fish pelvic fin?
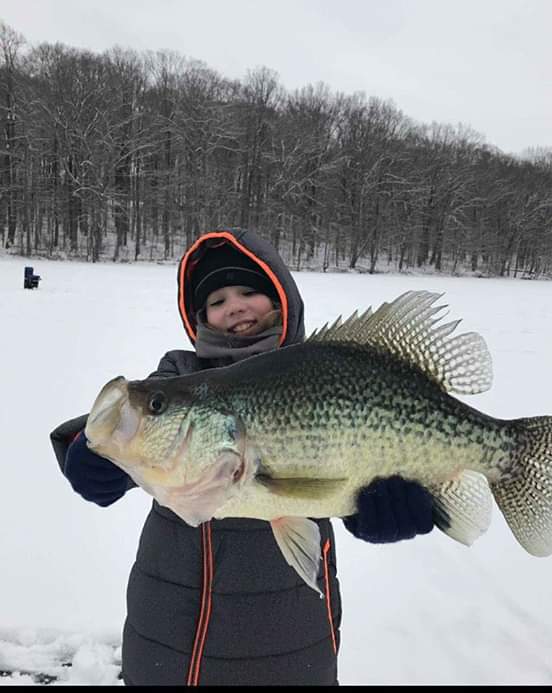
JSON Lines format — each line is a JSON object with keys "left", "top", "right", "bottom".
{"left": 432, "top": 471, "right": 493, "bottom": 547}
{"left": 307, "top": 290, "right": 493, "bottom": 396}
{"left": 270, "top": 517, "right": 323, "bottom": 596}
{"left": 491, "top": 416, "right": 552, "bottom": 557}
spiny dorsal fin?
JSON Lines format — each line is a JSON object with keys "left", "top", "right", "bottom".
{"left": 307, "top": 290, "right": 493, "bottom": 395}
{"left": 309, "top": 307, "right": 372, "bottom": 342}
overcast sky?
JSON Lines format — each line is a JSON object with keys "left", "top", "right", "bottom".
{"left": 1, "top": 0, "right": 551, "bottom": 155}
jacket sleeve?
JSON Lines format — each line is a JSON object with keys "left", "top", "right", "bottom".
{"left": 50, "top": 413, "right": 90, "bottom": 475}
{"left": 50, "top": 413, "right": 136, "bottom": 506}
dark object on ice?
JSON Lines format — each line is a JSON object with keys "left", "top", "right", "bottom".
{"left": 1, "top": 669, "right": 59, "bottom": 684}
{"left": 24, "top": 266, "right": 41, "bottom": 289}
{"left": 0, "top": 662, "right": 123, "bottom": 685}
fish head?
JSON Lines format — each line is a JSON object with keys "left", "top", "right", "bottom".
{"left": 85, "top": 375, "right": 252, "bottom": 525}
{"left": 85, "top": 375, "right": 195, "bottom": 479}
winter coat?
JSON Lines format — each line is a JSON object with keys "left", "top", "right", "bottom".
{"left": 51, "top": 228, "right": 341, "bottom": 686}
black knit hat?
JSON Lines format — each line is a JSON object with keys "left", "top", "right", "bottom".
{"left": 192, "top": 242, "right": 279, "bottom": 311}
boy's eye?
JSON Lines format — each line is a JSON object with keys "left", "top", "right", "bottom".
{"left": 243, "top": 290, "right": 258, "bottom": 296}
{"left": 209, "top": 298, "right": 224, "bottom": 307}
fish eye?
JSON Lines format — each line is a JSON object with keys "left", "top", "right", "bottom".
{"left": 148, "top": 392, "right": 168, "bottom": 415}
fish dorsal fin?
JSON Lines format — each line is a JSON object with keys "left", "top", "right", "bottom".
{"left": 307, "top": 290, "right": 493, "bottom": 395}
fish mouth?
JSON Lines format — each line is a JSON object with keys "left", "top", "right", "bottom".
{"left": 85, "top": 376, "right": 139, "bottom": 455}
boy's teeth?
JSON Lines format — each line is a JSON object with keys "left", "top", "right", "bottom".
{"left": 232, "top": 321, "right": 254, "bottom": 333}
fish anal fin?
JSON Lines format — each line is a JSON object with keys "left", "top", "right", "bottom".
{"left": 432, "top": 470, "right": 493, "bottom": 546}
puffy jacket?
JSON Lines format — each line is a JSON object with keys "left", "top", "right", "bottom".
{"left": 51, "top": 228, "right": 341, "bottom": 686}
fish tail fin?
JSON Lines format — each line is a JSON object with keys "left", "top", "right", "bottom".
{"left": 491, "top": 415, "right": 552, "bottom": 557}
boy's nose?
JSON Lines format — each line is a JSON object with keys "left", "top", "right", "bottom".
{"left": 227, "top": 298, "right": 245, "bottom": 315}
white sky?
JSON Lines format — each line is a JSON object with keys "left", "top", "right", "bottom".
{"left": 1, "top": 0, "right": 551, "bottom": 156}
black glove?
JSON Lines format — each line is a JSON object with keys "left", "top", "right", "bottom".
{"left": 343, "top": 475, "right": 434, "bottom": 543}
{"left": 64, "top": 431, "right": 130, "bottom": 507}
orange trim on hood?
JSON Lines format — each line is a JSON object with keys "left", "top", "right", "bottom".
{"left": 178, "top": 231, "right": 289, "bottom": 346}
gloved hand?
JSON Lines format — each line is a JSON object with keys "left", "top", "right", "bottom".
{"left": 64, "top": 431, "right": 130, "bottom": 507}
{"left": 343, "top": 475, "right": 434, "bottom": 543}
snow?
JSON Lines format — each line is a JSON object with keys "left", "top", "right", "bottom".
{"left": 2, "top": 255, "right": 552, "bottom": 685}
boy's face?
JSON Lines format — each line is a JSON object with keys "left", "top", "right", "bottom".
{"left": 205, "top": 285, "right": 275, "bottom": 336}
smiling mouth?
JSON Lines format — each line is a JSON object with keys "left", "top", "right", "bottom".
{"left": 229, "top": 320, "right": 257, "bottom": 334}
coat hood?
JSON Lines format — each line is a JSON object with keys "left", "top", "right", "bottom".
{"left": 177, "top": 228, "right": 305, "bottom": 347}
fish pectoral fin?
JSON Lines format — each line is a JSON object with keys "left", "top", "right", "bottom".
{"left": 270, "top": 517, "right": 323, "bottom": 596}
{"left": 256, "top": 475, "right": 345, "bottom": 499}
{"left": 432, "top": 470, "right": 493, "bottom": 546}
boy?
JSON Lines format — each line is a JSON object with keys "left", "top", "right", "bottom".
{"left": 51, "top": 227, "right": 433, "bottom": 685}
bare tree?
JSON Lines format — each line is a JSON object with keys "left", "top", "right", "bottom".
{"left": 0, "top": 22, "right": 25, "bottom": 248}
{"left": 2, "top": 22, "right": 552, "bottom": 280}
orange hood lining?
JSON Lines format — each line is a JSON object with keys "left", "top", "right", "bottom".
{"left": 178, "top": 231, "right": 289, "bottom": 346}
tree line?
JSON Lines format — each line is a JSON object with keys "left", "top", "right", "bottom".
{"left": 1, "top": 22, "right": 551, "bottom": 277}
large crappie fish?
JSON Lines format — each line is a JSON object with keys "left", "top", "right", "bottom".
{"left": 85, "top": 291, "right": 552, "bottom": 593}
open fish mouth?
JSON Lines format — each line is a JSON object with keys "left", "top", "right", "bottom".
{"left": 85, "top": 376, "right": 139, "bottom": 454}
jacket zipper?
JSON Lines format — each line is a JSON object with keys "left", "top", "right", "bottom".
{"left": 186, "top": 522, "right": 214, "bottom": 686}
{"left": 322, "top": 539, "right": 337, "bottom": 655}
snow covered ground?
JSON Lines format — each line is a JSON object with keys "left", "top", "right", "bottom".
{"left": 2, "top": 255, "right": 552, "bottom": 685}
